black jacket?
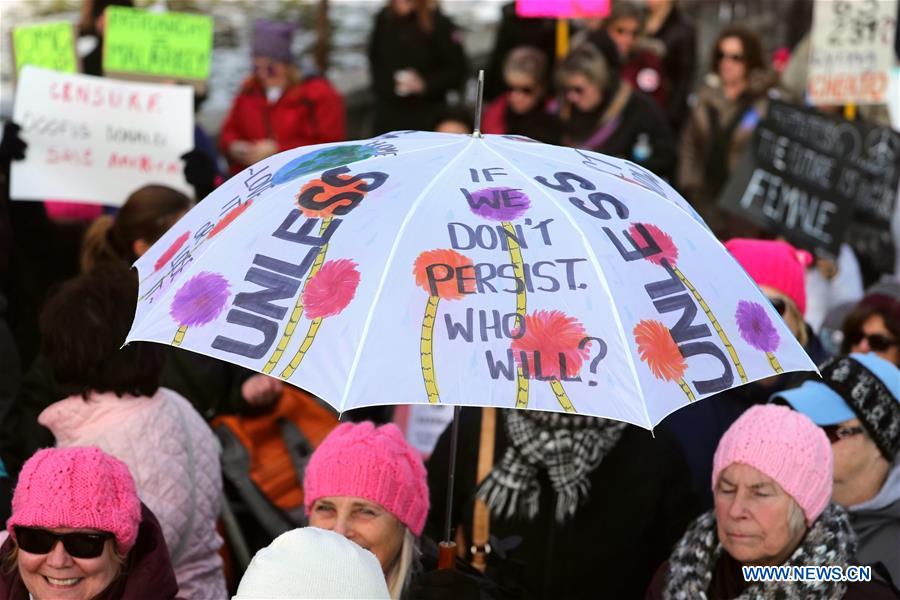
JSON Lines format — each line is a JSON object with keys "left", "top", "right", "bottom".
{"left": 648, "top": 6, "right": 696, "bottom": 134}
{"left": 368, "top": 8, "right": 467, "bottom": 133}
{"left": 425, "top": 408, "right": 699, "bottom": 600}
{"left": 563, "top": 83, "right": 677, "bottom": 180}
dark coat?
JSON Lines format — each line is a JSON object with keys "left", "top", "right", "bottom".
{"left": 368, "top": 8, "right": 467, "bottom": 133}
{"left": 481, "top": 95, "right": 562, "bottom": 144}
{"left": 0, "top": 504, "right": 180, "bottom": 600}
{"left": 646, "top": 6, "right": 697, "bottom": 134}
{"left": 562, "top": 82, "right": 677, "bottom": 180}
{"left": 425, "top": 408, "right": 699, "bottom": 600}
{"left": 646, "top": 559, "right": 900, "bottom": 599}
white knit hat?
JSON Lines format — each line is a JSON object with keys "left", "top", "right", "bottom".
{"left": 233, "top": 527, "right": 391, "bottom": 599}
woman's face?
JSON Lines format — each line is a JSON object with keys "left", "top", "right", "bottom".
{"left": 760, "top": 286, "right": 804, "bottom": 342}
{"left": 714, "top": 463, "right": 807, "bottom": 566}
{"left": 505, "top": 71, "right": 542, "bottom": 115}
{"left": 17, "top": 529, "right": 119, "bottom": 600}
{"left": 253, "top": 57, "right": 289, "bottom": 90}
{"left": 309, "top": 496, "right": 405, "bottom": 573}
{"left": 391, "top": 0, "right": 416, "bottom": 17}
{"left": 716, "top": 36, "right": 747, "bottom": 85}
{"left": 850, "top": 314, "right": 899, "bottom": 365}
{"left": 608, "top": 17, "right": 640, "bottom": 58}
{"left": 564, "top": 73, "right": 602, "bottom": 113}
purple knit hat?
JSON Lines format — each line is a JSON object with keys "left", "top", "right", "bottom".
{"left": 252, "top": 19, "right": 295, "bottom": 63}
{"left": 304, "top": 422, "right": 430, "bottom": 536}
{"left": 712, "top": 405, "right": 833, "bottom": 525}
{"left": 7, "top": 447, "right": 142, "bottom": 554}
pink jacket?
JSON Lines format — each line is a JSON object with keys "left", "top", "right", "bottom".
{"left": 39, "top": 388, "right": 226, "bottom": 600}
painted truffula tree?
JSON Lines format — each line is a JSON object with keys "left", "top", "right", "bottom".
{"left": 632, "top": 223, "right": 748, "bottom": 384}
{"left": 466, "top": 186, "right": 533, "bottom": 409}
{"left": 169, "top": 272, "right": 230, "bottom": 346}
{"left": 510, "top": 310, "right": 590, "bottom": 413}
{"left": 735, "top": 300, "right": 784, "bottom": 374}
{"left": 414, "top": 249, "right": 475, "bottom": 404}
{"left": 264, "top": 165, "right": 384, "bottom": 375}
{"left": 279, "top": 259, "right": 361, "bottom": 378}
{"left": 634, "top": 319, "right": 695, "bottom": 402}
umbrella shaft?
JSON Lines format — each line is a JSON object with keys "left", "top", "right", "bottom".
{"left": 444, "top": 405, "right": 462, "bottom": 545}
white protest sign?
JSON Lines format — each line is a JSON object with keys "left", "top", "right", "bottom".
{"left": 394, "top": 404, "right": 456, "bottom": 459}
{"left": 808, "top": 0, "right": 898, "bottom": 106}
{"left": 11, "top": 66, "right": 193, "bottom": 205}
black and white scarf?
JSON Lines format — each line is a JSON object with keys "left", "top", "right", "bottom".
{"left": 476, "top": 410, "right": 627, "bottom": 523}
{"left": 664, "top": 504, "right": 857, "bottom": 600}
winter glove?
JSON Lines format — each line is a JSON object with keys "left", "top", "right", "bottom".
{"left": 181, "top": 148, "right": 217, "bottom": 199}
{"left": 406, "top": 568, "right": 481, "bottom": 600}
{"left": 0, "top": 122, "right": 27, "bottom": 162}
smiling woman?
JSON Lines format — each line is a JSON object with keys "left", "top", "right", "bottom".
{"left": 0, "top": 447, "right": 179, "bottom": 600}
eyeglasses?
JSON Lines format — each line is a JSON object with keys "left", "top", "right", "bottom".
{"left": 612, "top": 26, "right": 639, "bottom": 37}
{"left": 508, "top": 84, "right": 537, "bottom": 95}
{"left": 768, "top": 297, "right": 787, "bottom": 316}
{"left": 716, "top": 50, "right": 745, "bottom": 63}
{"left": 14, "top": 527, "right": 111, "bottom": 559}
{"left": 565, "top": 85, "right": 587, "bottom": 96}
{"left": 821, "top": 425, "right": 866, "bottom": 444}
{"left": 851, "top": 332, "right": 898, "bottom": 352}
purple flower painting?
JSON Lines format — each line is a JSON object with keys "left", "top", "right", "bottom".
{"left": 170, "top": 272, "right": 231, "bottom": 327}
{"left": 466, "top": 187, "right": 531, "bottom": 222}
{"left": 735, "top": 300, "right": 780, "bottom": 353}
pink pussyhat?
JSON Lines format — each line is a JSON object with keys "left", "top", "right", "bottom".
{"left": 7, "top": 447, "right": 142, "bottom": 554}
{"left": 304, "top": 422, "right": 430, "bottom": 536}
{"left": 713, "top": 405, "right": 833, "bottom": 525}
{"left": 724, "top": 238, "right": 812, "bottom": 315}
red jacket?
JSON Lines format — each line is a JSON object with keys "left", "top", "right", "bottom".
{"left": 219, "top": 76, "right": 346, "bottom": 175}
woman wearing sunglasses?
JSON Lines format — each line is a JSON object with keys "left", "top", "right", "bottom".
{"left": 1, "top": 446, "right": 179, "bottom": 600}
{"left": 556, "top": 42, "right": 676, "bottom": 180}
{"left": 481, "top": 46, "right": 561, "bottom": 144}
{"left": 774, "top": 353, "right": 900, "bottom": 586}
{"left": 677, "top": 25, "right": 776, "bottom": 237}
{"left": 840, "top": 294, "right": 900, "bottom": 366}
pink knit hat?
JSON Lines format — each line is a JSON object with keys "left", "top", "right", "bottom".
{"left": 712, "top": 405, "right": 833, "bottom": 525}
{"left": 7, "top": 447, "right": 142, "bottom": 554}
{"left": 724, "top": 238, "right": 812, "bottom": 315}
{"left": 304, "top": 422, "right": 430, "bottom": 536}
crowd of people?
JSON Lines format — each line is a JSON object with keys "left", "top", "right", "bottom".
{"left": 0, "top": 0, "right": 899, "bottom": 598}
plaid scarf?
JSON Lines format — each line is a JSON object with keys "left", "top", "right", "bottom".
{"left": 664, "top": 504, "right": 855, "bottom": 600}
{"left": 476, "top": 410, "right": 627, "bottom": 523}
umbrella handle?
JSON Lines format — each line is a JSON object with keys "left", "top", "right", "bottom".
{"left": 438, "top": 541, "right": 457, "bottom": 570}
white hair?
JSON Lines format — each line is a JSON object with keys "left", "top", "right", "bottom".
{"left": 386, "top": 528, "right": 419, "bottom": 600}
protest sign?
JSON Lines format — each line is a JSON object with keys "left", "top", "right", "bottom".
{"left": 516, "top": 0, "right": 610, "bottom": 18}
{"left": 11, "top": 66, "right": 194, "bottom": 206}
{"left": 393, "top": 404, "right": 455, "bottom": 459}
{"left": 808, "top": 0, "right": 898, "bottom": 105}
{"left": 11, "top": 21, "right": 77, "bottom": 76}
{"left": 103, "top": 6, "right": 213, "bottom": 82}
{"left": 720, "top": 101, "right": 899, "bottom": 271}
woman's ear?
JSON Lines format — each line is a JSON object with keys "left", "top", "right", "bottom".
{"left": 133, "top": 239, "right": 151, "bottom": 258}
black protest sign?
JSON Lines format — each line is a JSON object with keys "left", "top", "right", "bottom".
{"left": 719, "top": 100, "right": 899, "bottom": 264}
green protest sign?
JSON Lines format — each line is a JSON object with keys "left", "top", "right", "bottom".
{"left": 103, "top": 6, "right": 213, "bottom": 81}
{"left": 12, "top": 21, "right": 77, "bottom": 76}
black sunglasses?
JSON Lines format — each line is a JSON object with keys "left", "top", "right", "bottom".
{"left": 852, "top": 332, "right": 898, "bottom": 352}
{"left": 769, "top": 297, "right": 787, "bottom": 316}
{"left": 821, "top": 425, "right": 866, "bottom": 444}
{"left": 509, "top": 84, "right": 537, "bottom": 95}
{"left": 716, "top": 50, "right": 745, "bottom": 63}
{"left": 15, "top": 527, "right": 111, "bottom": 559}
{"left": 565, "top": 85, "right": 587, "bottom": 96}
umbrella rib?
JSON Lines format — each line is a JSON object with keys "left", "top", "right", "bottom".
{"left": 481, "top": 139, "right": 652, "bottom": 429}
{"left": 338, "top": 137, "right": 477, "bottom": 412}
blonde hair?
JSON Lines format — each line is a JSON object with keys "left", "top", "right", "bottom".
{"left": 556, "top": 42, "right": 613, "bottom": 92}
{"left": 782, "top": 296, "right": 808, "bottom": 347}
{"left": 386, "top": 528, "right": 419, "bottom": 600}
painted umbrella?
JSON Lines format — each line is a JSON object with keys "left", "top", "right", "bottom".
{"left": 126, "top": 130, "right": 816, "bottom": 428}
